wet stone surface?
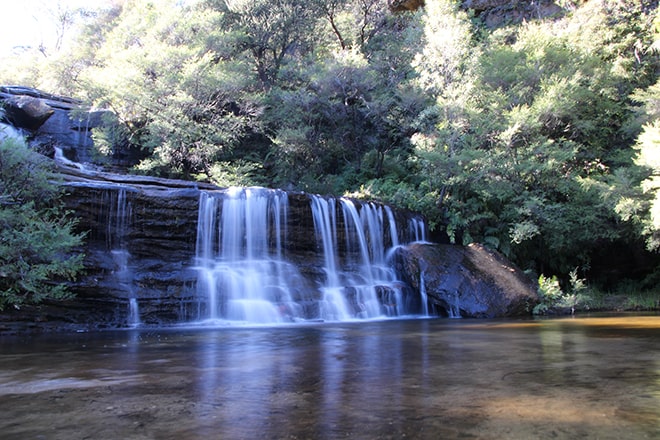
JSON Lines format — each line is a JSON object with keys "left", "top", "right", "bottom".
{"left": 1, "top": 316, "right": 659, "bottom": 439}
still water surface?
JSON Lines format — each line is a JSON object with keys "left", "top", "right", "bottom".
{"left": 1, "top": 315, "right": 659, "bottom": 439}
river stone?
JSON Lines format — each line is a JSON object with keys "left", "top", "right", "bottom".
{"left": 393, "top": 242, "right": 538, "bottom": 317}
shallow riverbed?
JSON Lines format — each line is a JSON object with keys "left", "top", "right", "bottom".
{"left": 1, "top": 315, "right": 659, "bottom": 439}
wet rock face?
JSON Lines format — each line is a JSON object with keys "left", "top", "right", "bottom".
{"left": 58, "top": 172, "right": 209, "bottom": 327}
{"left": 394, "top": 242, "right": 538, "bottom": 318}
{"left": 52, "top": 170, "right": 418, "bottom": 328}
{"left": 0, "top": 167, "right": 537, "bottom": 332}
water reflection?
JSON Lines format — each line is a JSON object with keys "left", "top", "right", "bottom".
{"left": 0, "top": 316, "right": 659, "bottom": 439}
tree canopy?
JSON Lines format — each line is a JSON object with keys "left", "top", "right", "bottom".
{"left": 1, "top": 0, "right": 659, "bottom": 290}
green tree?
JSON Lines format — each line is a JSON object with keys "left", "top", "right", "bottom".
{"left": 631, "top": 82, "right": 660, "bottom": 250}
{"left": 0, "top": 136, "right": 85, "bottom": 310}
{"left": 76, "top": 0, "right": 262, "bottom": 179}
{"left": 407, "top": 0, "right": 659, "bottom": 281}
{"left": 207, "top": 0, "right": 322, "bottom": 91}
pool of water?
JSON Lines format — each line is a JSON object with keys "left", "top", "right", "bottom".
{"left": 1, "top": 315, "right": 659, "bottom": 439}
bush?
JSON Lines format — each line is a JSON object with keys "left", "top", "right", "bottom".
{"left": 0, "top": 137, "right": 85, "bottom": 310}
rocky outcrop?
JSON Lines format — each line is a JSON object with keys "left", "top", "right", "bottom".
{"left": 1, "top": 94, "right": 54, "bottom": 130}
{"left": 1, "top": 85, "right": 105, "bottom": 163}
{"left": 461, "top": 0, "right": 564, "bottom": 27}
{"left": 0, "top": 85, "right": 146, "bottom": 169}
{"left": 394, "top": 242, "right": 538, "bottom": 317}
{"left": 389, "top": 0, "right": 425, "bottom": 12}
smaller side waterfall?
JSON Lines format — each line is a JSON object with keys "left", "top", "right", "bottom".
{"left": 128, "top": 298, "right": 140, "bottom": 327}
{"left": 310, "top": 195, "right": 421, "bottom": 321}
{"left": 92, "top": 185, "right": 140, "bottom": 326}
{"left": 419, "top": 270, "right": 429, "bottom": 316}
{"left": 63, "top": 180, "right": 141, "bottom": 326}
{"left": 0, "top": 123, "right": 24, "bottom": 143}
{"left": 108, "top": 188, "right": 140, "bottom": 326}
{"left": 54, "top": 146, "right": 86, "bottom": 170}
{"left": 409, "top": 217, "right": 427, "bottom": 243}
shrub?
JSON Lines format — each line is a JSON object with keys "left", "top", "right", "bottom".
{"left": 0, "top": 137, "right": 85, "bottom": 310}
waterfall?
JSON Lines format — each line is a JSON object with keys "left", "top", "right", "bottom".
{"left": 0, "top": 123, "right": 24, "bottom": 143}
{"left": 192, "top": 188, "right": 428, "bottom": 325}
{"left": 311, "top": 196, "right": 351, "bottom": 320}
{"left": 419, "top": 270, "right": 429, "bottom": 316}
{"left": 54, "top": 146, "right": 86, "bottom": 170}
{"left": 310, "top": 195, "right": 417, "bottom": 321}
{"left": 448, "top": 293, "right": 462, "bottom": 319}
{"left": 128, "top": 298, "right": 140, "bottom": 327}
{"left": 409, "top": 217, "right": 427, "bottom": 243}
{"left": 339, "top": 199, "right": 384, "bottom": 318}
{"left": 194, "top": 188, "right": 307, "bottom": 324}
{"left": 385, "top": 206, "right": 399, "bottom": 248}
{"left": 102, "top": 186, "right": 139, "bottom": 326}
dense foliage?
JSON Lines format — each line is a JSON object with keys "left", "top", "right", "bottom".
{"left": 1, "top": 0, "right": 659, "bottom": 291}
{"left": 0, "top": 134, "right": 85, "bottom": 310}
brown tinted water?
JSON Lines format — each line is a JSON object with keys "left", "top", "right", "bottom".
{"left": 1, "top": 315, "right": 659, "bottom": 439}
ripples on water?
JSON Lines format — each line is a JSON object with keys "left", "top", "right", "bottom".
{"left": 1, "top": 315, "right": 659, "bottom": 439}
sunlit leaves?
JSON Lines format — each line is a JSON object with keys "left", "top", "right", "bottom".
{"left": 406, "top": 0, "right": 660, "bottom": 280}
{"left": 412, "top": 0, "right": 476, "bottom": 97}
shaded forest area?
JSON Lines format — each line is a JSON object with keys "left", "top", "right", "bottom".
{"left": 1, "top": 0, "right": 660, "bottom": 297}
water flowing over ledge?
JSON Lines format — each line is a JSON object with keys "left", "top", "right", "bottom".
{"left": 56, "top": 166, "right": 431, "bottom": 329}
{"left": 189, "top": 188, "right": 426, "bottom": 324}
{"left": 0, "top": 161, "right": 537, "bottom": 334}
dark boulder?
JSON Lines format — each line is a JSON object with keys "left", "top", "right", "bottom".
{"left": 389, "top": 0, "right": 425, "bottom": 12}
{"left": 1, "top": 95, "right": 54, "bottom": 130}
{"left": 394, "top": 242, "right": 538, "bottom": 317}
{"left": 461, "top": 0, "right": 564, "bottom": 28}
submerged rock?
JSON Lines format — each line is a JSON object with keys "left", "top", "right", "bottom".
{"left": 394, "top": 242, "right": 538, "bottom": 318}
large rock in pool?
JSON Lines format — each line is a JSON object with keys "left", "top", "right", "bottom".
{"left": 394, "top": 242, "right": 538, "bottom": 318}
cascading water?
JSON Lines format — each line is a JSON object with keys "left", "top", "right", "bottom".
{"left": 107, "top": 187, "right": 140, "bottom": 326}
{"left": 409, "top": 217, "right": 427, "bottom": 243}
{"left": 419, "top": 270, "right": 429, "bottom": 316}
{"left": 192, "top": 188, "right": 427, "bottom": 325}
{"left": 194, "top": 188, "right": 309, "bottom": 324}
{"left": 310, "top": 196, "right": 351, "bottom": 320}
{"left": 63, "top": 175, "right": 140, "bottom": 326}
{"left": 310, "top": 195, "right": 421, "bottom": 321}
{"left": 54, "top": 147, "right": 85, "bottom": 170}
